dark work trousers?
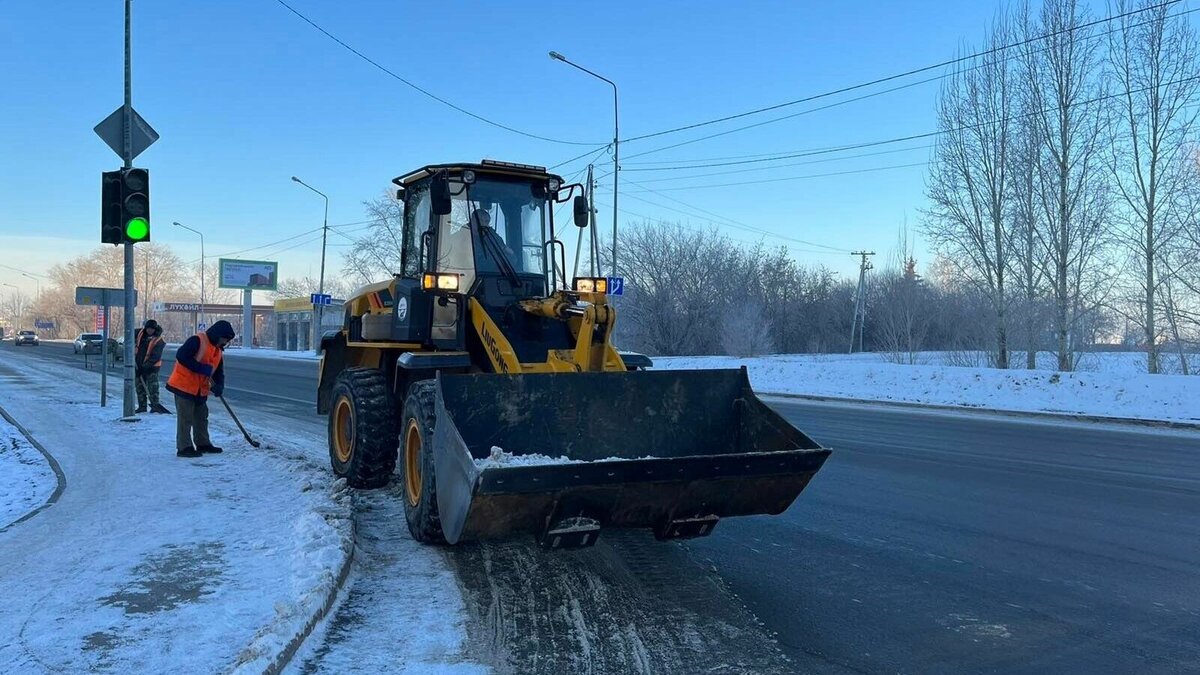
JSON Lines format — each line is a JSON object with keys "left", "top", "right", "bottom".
{"left": 174, "top": 394, "right": 212, "bottom": 451}
{"left": 135, "top": 368, "right": 161, "bottom": 407}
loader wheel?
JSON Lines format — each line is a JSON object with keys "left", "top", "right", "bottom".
{"left": 328, "top": 367, "right": 398, "bottom": 489}
{"left": 401, "top": 380, "right": 445, "bottom": 544}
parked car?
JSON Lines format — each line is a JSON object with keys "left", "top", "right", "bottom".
{"left": 74, "top": 333, "right": 104, "bottom": 355}
{"left": 14, "top": 330, "right": 39, "bottom": 346}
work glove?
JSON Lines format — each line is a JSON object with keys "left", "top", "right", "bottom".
{"left": 211, "top": 384, "right": 224, "bottom": 398}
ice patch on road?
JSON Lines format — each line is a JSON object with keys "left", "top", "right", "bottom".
{"left": 0, "top": 413, "right": 57, "bottom": 530}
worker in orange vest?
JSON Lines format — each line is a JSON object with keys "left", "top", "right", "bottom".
{"left": 166, "top": 320, "right": 235, "bottom": 458}
{"left": 134, "top": 319, "right": 169, "bottom": 414}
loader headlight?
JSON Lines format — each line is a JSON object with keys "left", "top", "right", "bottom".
{"left": 462, "top": 170, "right": 476, "bottom": 185}
{"left": 548, "top": 177, "right": 561, "bottom": 194}
{"left": 573, "top": 277, "right": 608, "bottom": 294}
{"left": 423, "top": 273, "right": 461, "bottom": 292}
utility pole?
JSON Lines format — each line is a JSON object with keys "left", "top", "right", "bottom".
{"left": 848, "top": 251, "right": 874, "bottom": 354}
{"left": 120, "top": 0, "right": 136, "bottom": 417}
{"left": 572, "top": 164, "right": 594, "bottom": 280}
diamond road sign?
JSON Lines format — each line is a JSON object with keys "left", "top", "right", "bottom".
{"left": 94, "top": 105, "right": 159, "bottom": 161}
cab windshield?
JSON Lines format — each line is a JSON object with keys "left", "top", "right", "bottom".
{"left": 435, "top": 175, "right": 549, "bottom": 289}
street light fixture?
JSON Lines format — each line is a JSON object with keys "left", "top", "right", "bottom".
{"left": 291, "top": 176, "right": 330, "bottom": 353}
{"left": 549, "top": 50, "right": 619, "bottom": 278}
{"left": 173, "top": 221, "right": 206, "bottom": 330}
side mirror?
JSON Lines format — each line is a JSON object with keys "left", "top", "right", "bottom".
{"left": 573, "top": 195, "right": 590, "bottom": 228}
{"left": 431, "top": 174, "right": 452, "bottom": 216}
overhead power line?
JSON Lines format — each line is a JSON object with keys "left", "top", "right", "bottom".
{"left": 617, "top": 73, "right": 1200, "bottom": 189}
{"left": 272, "top": 0, "right": 606, "bottom": 147}
{"left": 623, "top": 0, "right": 1183, "bottom": 144}
{"left": 614, "top": 177, "right": 851, "bottom": 252}
{"left": 615, "top": 144, "right": 935, "bottom": 180}
{"left": 621, "top": 162, "right": 929, "bottom": 193}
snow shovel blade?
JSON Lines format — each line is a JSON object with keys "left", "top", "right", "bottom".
{"left": 430, "top": 369, "right": 830, "bottom": 546}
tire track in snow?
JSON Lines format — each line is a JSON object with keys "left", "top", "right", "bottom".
{"left": 447, "top": 531, "right": 795, "bottom": 674}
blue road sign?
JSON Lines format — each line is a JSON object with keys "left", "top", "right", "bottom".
{"left": 198, "top": 322, "right": 207, "bottom": 331}
{"left": 607, "top": 277, "right": 624, "bottom": 296}
{"left": 34, "top": 319, "right": 55, "bottom": 330}
{"left": 310, "top": 293, "right": 333, "bottom": 306}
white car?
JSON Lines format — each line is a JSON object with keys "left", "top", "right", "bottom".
{"left": 74, "top": 333, "right": 104, "bottom": 354}
{"left": 14, "top": 330, "right": 39, "bottom": 346}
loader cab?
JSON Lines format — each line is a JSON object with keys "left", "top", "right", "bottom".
{"left": 394, "top": 161, "right": 580, "bottom": 346}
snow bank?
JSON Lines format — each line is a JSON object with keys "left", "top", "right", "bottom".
{"left": 0, "top": 414, "right": 57, "bottom": 530}
{"left": 654, "top": 354, "right": 1200, "bottom": 424}
{"left": 0, "top": 356, "right": 352, "bottom": 674}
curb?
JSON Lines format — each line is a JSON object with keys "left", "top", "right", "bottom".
{"left": 0, "top": 402, "right": 67, "bottom": 532}
{"left": 760, "top": 392, "right": 1200, "bottom": 431}
{"left": 259, "top": 518, "right": 356, "bottom": 675}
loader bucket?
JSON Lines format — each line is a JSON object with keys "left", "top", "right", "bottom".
{"left": 431, "top": 368, "right": 830, "bottom": 547}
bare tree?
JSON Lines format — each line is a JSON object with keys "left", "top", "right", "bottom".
{"left": 924, "top": 15, "right": 1016, "bottom": 368}
{"left": 720, "top": 301, "right": 776, "bottom": 358}
{"left": 1008, "top": 109, "right": 1050, "bottom": 368}
{"left": 1107, "top": 0, "right": 1200, "bottom": 373}
{"left": 1019, "top": 0, "right": 1111, "bottom": 371}
{"left": 341, "top": 191, "right": 405, "bottom": 286}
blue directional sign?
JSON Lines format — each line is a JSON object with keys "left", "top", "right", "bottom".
{"left": 607, "top": 277, "right": 624, "bottom": 296}
{"left": 35, "top": 319, "right": 55, "bottom": 330}
{"left": 198, "top": 322, "right": 207, "bottom": 331}
{"left": 310, "top": 293, "right": 333, "bottom": 306}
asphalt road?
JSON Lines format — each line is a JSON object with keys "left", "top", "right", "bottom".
{"left": 5, "top": 340, "right": 1199, "bottom": 673}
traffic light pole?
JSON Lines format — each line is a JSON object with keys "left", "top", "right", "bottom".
{"left": 121, "top": 0, "right": 136, "bottom": 417}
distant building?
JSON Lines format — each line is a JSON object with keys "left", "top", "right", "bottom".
{"left": 273, "top": 297, "right": 344, "bottom": 351}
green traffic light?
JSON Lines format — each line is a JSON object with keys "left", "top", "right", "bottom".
{"left": 125, "top": 217, "right": 149, "bottom": 241}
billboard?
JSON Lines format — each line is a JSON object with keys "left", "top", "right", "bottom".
{"left": 218, "top": 258, "right": 278, "bottom": 291}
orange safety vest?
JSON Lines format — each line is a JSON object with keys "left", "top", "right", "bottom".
{"left": 166, "top": 332, "right": 223, "bottom": 398}
{"left": 135, "top": 329, "right": 165, "bottom": 368}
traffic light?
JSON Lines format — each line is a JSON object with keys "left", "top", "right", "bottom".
{"left": 120, "top": 168, "right": 150, "bottom": 243}
{"left": 100, "top": 168, "right": 150, "bottom": 244}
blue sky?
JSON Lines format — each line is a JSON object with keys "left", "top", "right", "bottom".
{"left": 0, "top": 0, "right": 1104, "bottom": 295}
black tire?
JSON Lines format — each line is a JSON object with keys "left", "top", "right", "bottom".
{"left": 400, "top": 380, "right": 445, "bottom": 544}
{"left": 328, "top": 367, "right": 398, "bottom": 489}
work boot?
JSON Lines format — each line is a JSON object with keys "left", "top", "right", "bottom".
{"left": 196, "top": 444, "right": 223, "bottom": 454}
{"left": 177, "top": 446, "right": 203, "bottom": 458}
{"left": 135, "top": 404, "right": 148, "bottom": 414}
{"left": 150, "top": 403, "right": 171, "bottom": 415}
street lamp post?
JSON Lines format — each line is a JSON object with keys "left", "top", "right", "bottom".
{"left": 549, "top": 51, "right": 619, "bottom": 278}
{"left": 291, "top": 176, "right": 330, "bottom": 353}
{"left": 173, "top": 221, "right": 206, "bottom": 330}
{"left": 21, "top": 273, "right": 40, "bottom": 300}
{"left": 2, "top": 283, "right": 20, "bottom": 334}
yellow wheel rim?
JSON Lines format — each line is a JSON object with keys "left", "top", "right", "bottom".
{"left": 405, "top": 419, "right": 423, "bottom": 507}
{"left": 333, "top": 397, "right": 354, "bottom": 464}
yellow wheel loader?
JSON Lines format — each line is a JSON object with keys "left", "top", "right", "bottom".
{"left": 318, "top": 159, "right": 830, "bottom": 548}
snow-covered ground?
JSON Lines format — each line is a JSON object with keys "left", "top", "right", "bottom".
{"left": 0, "top": 414, "right": 58, "bottom": 531}
{"left": 0, "top": 357, "right": 353, "bottom": 673}
{"left": 655, "top": 352, "right": 1200, "bottom": 424}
